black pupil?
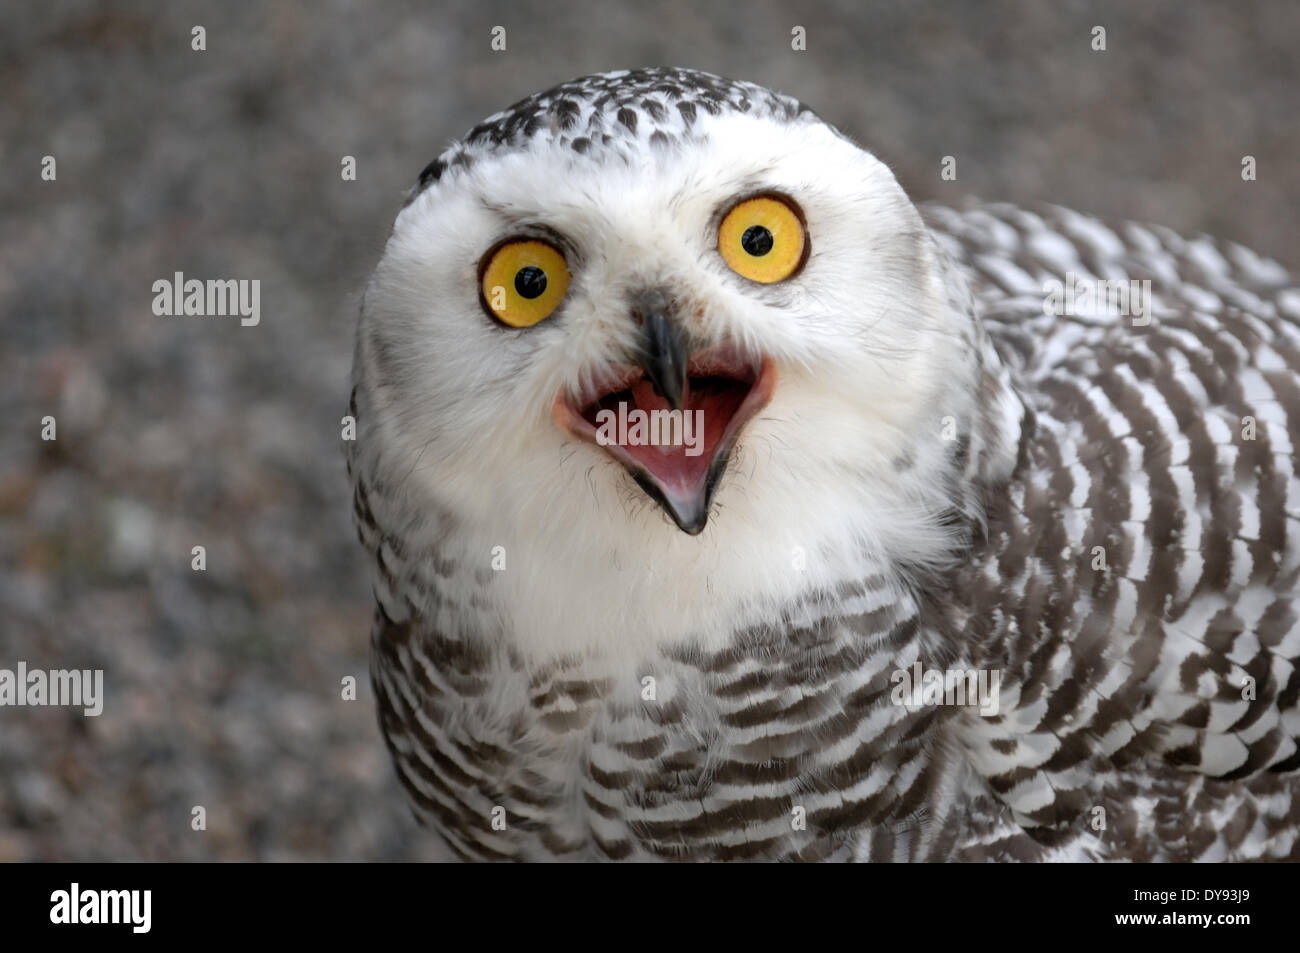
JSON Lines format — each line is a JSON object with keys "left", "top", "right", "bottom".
{"left": 514, "top": 266, "right": 547, "bottom": 299}
{"left": 741, "top": 225, "right": 774, "bottom": 257}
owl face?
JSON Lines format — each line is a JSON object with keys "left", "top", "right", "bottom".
{"left": 358, "top": 73, "right": 972, "bottom": 573}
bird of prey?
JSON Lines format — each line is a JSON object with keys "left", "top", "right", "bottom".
{"left": 347, "top": 67, "right": 1300, "bottom": 861}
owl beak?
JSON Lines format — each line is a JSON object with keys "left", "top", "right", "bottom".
{"left": 632, "top": 292, "right": 688, "bottom": 411}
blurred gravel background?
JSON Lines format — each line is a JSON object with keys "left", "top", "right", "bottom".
{"left": 1, "top": 0, "right": 1296, "bottom": 861}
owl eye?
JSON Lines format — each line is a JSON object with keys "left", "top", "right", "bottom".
{"left": 479, "top": 239, "right": 571, "bottom": 327}
{"left": 717, "top": 195, "right": 807, "bottom": 284}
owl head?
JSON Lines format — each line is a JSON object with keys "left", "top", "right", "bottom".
{"left": 353, "top": 68, "right": 1021, "bottom": 652}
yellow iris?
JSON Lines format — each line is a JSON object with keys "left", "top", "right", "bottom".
{"left": 717, "top": 195, "right": 806, "bottom": 284}
{"left": 480, "top": 240, "right": 570, "bottom": 327}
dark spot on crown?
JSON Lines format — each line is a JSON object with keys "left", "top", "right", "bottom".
{"left": 697, "top": 95, "right": 723, "bottom": 116}
{"left": 572, "top": 137, "right": 591, "bottom": 154}
{"left": 417, "top": 157, "right": 446, "bottom": 186}
{"left": 552, "top": 98, "right": 581, "bottom": 130}
{"left": 501, "top": 108, "right": 532, "bottom": 141}
{"left": 641, "top": 98, "right": 667, "bottom": 122}
{"left": 466, "top": 119, "right": 500, "bottom": 145}
{"left": 616, "top": 107, "right": 638, "bottom": 133}
{"left": 676, "top": 100, "right": 697, "bottom": 126}
{"left": 649, "top": 130, "right": 672, "bottom": 149}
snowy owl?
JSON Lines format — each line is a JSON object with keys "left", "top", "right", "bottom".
{"left": 347, "top": 67, "right": 1300, "bottom": 861}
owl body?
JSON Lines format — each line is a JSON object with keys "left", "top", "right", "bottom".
{"left": 349, "top": 69, "right": 1300, "bottom": 861}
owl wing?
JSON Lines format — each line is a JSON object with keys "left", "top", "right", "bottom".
{"left": 924, "top": 202, "right": 1300, "bottom": 860}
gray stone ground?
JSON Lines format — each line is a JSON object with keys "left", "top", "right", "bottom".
{"left": 0, "top": 0, "right": 1296, "bottom": 860}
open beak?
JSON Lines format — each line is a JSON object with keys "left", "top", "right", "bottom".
{"left": 552, "top": 295, "right": 776, "bottom": 535}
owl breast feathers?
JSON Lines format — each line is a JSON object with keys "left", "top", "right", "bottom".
{"left": 348, "top": 68, "right": 1300, "bottom": 861}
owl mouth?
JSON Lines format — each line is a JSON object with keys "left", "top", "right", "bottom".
{"left": 553, "top": 345, "right": 776, "bottom": 535}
